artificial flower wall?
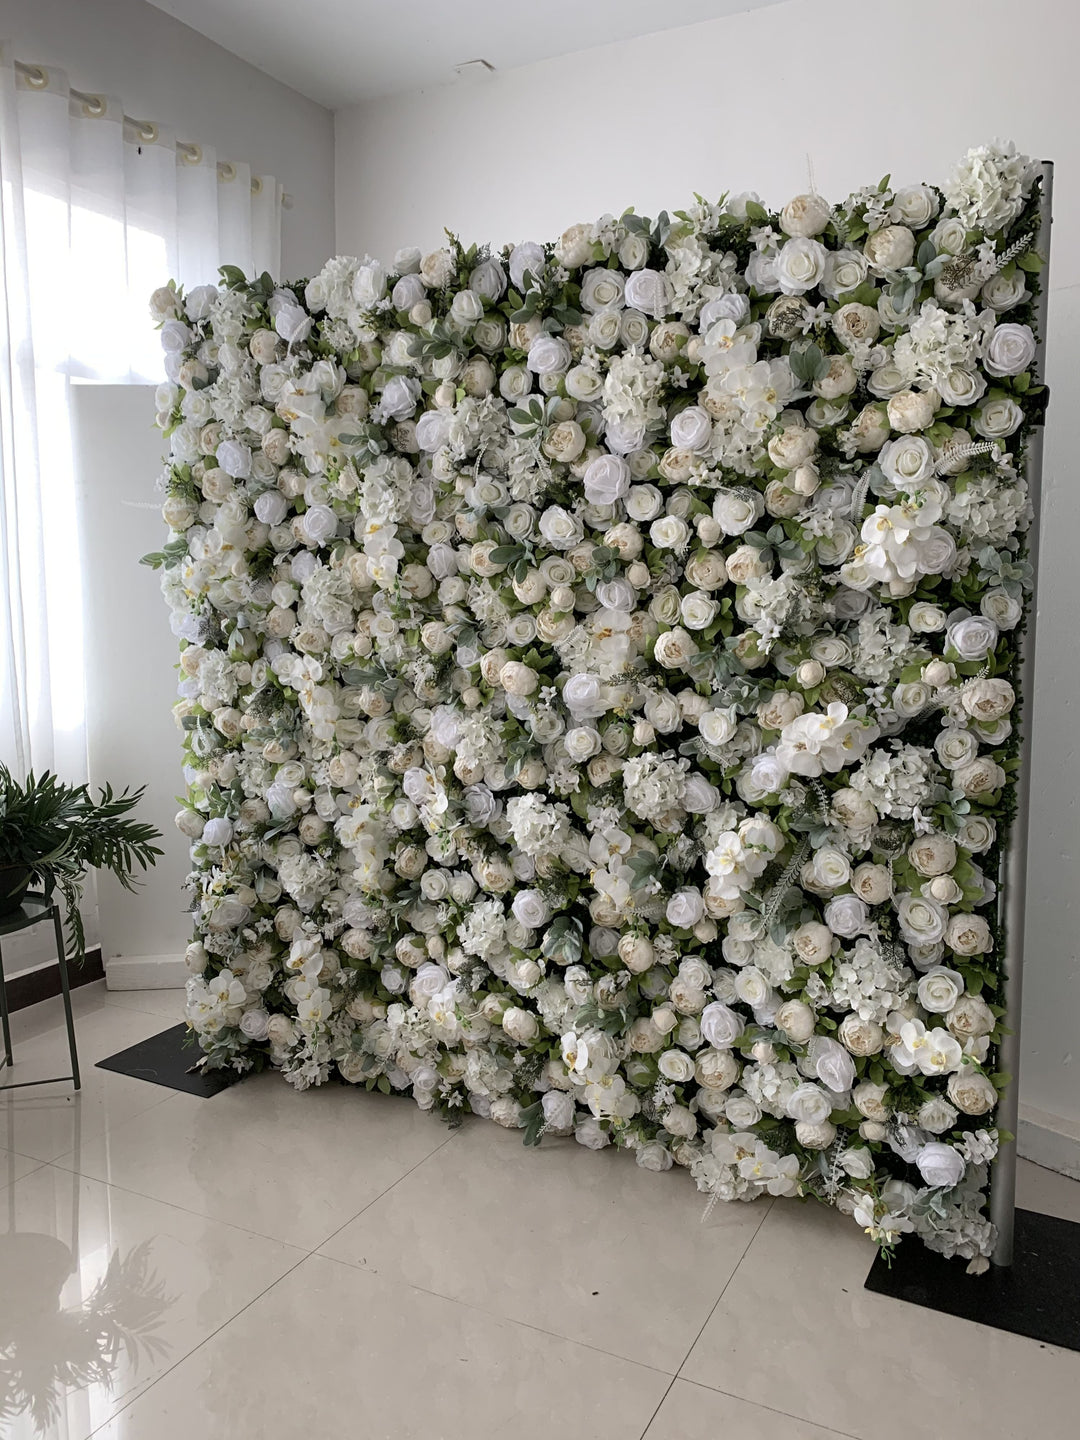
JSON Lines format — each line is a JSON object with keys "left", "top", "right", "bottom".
{"left": 151, "top": 142, "right": 1045, "bottom": 1262}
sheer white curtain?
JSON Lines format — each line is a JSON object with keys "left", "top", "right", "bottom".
{"left": 0, "top": 42, "right": 283, "bottom": 780}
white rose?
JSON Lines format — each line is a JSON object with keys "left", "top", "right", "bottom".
{"left": 564, "top": 726, "right": 601, "bottom": 761}
{"left": 954, "top": 757, "right": 1006, "bottom": 797}
{"left": 624, "top": 268, "right": 674, "bottom": 319}
{"left": 973, "top": 396, "right": 1023, "bottom": 439}
{"left": 509, "top": 241, "right": 545, "bottom": 290}
{"left": 897, "top": 893, "right": 949, "bottom": 945}
{"left": 947, "top": 1068, "right": 997, "bottom": 1115}
{"left": 539, "top": 506, "right": 584, "bottom": 550}
{"left": 680, "top": 591, "right": 717, "bottom": 631}
{"left": 917, "top": 1097, "right": 959, "bottom": 1134}
{"left": 938, "top": 368, "right": 987, "bottom": 408}
{"left": 696, "top": 1048, "right": 740, "bottom": 1090}
{"left": 776, "top": 1000, "right": 817, "bottom": 1043}
{"left": 792, "top": 921, "right": 833, "bottom": 966}
{"left": 650, "top": 515, "right": 691, "bottom": 551}
{"left": 776, "top": 237, "right": 828, "bottom": 295}
{"left": 780, "top": 192, "right": 832, "bottom": 237}
{"left": 526, "top": 335, "right": 572, "bottom": 375}
{"left": 853, "top": 1080, "right": 891, "bottom": 1122}
{"left": 864, "top": 225, "right": 915, "bottom": 271}
{"left": 980, "top": 590, "right": 1022, "bottom": 631}
{"left": 891, "top": 185, "right": 939, "bottom": 230}
{"left": 542, "top": 421, "right": 586, "bottom": 463}
{"left": 947, "top": 615, "right": 997, "bottom": 660}
{"left": 713, "top": 489, "right": 763, "bottom": 535}
{"left": 670, "top": 405, "right": 713, "bottom": 452}
{"left": 542, "top": 1090, "right": 576, "bottom": 1133}
{"left": 583, "top": 454, "right": 631, "bottom": 506}
{"left": 851, "top": 862, "right": 891, "bottom": 904}
{"left": 511, "top": 890, "right": 551, "bottom": 930}
{"left": 918, "top": 966, "right": 965, "bottom": 1014}
{"left": 768, "top": 425, "right": 818, "bottom": 470}
{"left": 420, "top": 249, "right": 455, "bottom": 288}
{"left": 947, "top": 994, "right": 995, "bottom": 1039}
{"left": 699, "top": 1002, "right": 744, "bottom": 1049}
{"left": 787, "top": 1082, "right": 833, "bottom": 1125}
{"left": 946, "top": 913, "right": 991, "bottom": 956}
{"left": 658, "top": 1048, "right": 695, "bottom": 1083}
{"left": 833, "top": 303, "right": 881, "bottom": 349}
{"left": 887, "top": 388, "right": 939, "bottom": 433}
{"left": 813, "top": 1036, "right": 856, "bottom": 1093}
{"left": 879, "top": 434, "right": 934, "bottom": 486}
{"left": 580, "top": 267, "right": 626, "bottom": 313}
{"left": 654, "top": 627, "right": 697, "bottom": 669}
{"left": 837, "top": 1014, "right": 884, "bottom": 1056}
{"left": 824, "top": 894, "right": 868, "bottom": 938}
{"left": 908, "top": 834, "right": 957, "bottom": 877}
{"left": 915, "top": 1142, "right": 965, "bottom": 1189}
{"left": 982, "top": 269, "right": 1029, "bottom": 312}
{"left": 984, "top": 322, "right": 1036, "bottom": 377}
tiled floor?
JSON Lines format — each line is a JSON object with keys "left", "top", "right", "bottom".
{"left": 1, "top": 982, "right": 1078, "bottom": 1439}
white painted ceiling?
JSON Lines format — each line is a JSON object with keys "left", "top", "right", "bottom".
{"left": 146, "top": 0, "right": 789, "bottom": 108}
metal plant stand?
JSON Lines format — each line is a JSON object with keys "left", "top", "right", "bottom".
{"left": 867, "top": 161, "right": 1080, "bottom": 1354}
{"left": 0, "top": 892, "right": 81, "bottom": 1091}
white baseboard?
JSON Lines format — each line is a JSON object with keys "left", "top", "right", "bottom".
{"left": 1018, "top": 1103, "right": 1080, "bottom": 1181}
{"left": 105, "top": 954, "right": 187, "bottom": 990}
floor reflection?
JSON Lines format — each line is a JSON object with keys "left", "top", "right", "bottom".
{"left": 0, "top": 1192, "right": 173, "bottom": 1436}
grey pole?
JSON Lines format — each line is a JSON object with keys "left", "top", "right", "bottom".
{"left": 989, "top": 160, "right": 1054, "bottom": 1268}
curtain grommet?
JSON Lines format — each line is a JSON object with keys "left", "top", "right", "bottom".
{"left": 218, "top": 161, "right": 237, "bottom": 184}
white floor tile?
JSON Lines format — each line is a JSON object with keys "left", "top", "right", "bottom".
{"left": 52, "top": 1072, "right": 454, "bottom": 1249}
{"left": 0, "top": 1146, "right": 43, "bottom": 1192}
{"left": 99, "top": 988, "right": 187, "bottom": 1022}
{"left": 91, "top": 1253, "right": 670, "bottom": 1440}
{"left": 0, "top": 997, "right": 179, "bottom": 1164}
{"left": 645, "top": 1379, "right": 853, "bottom": 1439}
{"left": 321, "top": 1115, "right": 768, "bottom": 1371}
{"left": 681, "top": 1197, "right": 1080, "bottom": 1440}
{"left": 0, "top": 1163, "right": 303, "bottom": 1439}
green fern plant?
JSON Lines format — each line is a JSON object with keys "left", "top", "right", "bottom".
{"left": 0, "top": 765, "right": 163, "bottom": 960}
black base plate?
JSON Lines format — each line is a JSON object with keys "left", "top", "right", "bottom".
{"left": 865, "top": 1206, "right": 1080, "bottom": 1352}
{"left": 96, "top": 1023, "right": 238, "bottom": 1098}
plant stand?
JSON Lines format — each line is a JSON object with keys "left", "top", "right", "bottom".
{"left": 0, "top": 893, "right": 81, "bottom": 1091}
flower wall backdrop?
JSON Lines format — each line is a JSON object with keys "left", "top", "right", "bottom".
{"left": 150, "top": 143, "right": 1046, "bottom": 1263}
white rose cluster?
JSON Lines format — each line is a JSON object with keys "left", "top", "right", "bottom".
{"left": 152, "top": 143, "right": 1043, "bottom": 1264}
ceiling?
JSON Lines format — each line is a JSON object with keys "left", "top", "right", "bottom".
{"left": 146, "top": 0, "right": 788, "bottom": 109}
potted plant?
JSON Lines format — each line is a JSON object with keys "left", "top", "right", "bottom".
{"left": 0, "top": 766, "right": 163, "bottom": 959}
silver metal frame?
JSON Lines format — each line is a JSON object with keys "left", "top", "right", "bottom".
{"left": 990, "top": 160, "right": 1054, "bottom": 1268}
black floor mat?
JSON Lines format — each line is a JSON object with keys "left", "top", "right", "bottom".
{"left": 96, "top": 1023, "right": 238, "bottom": 1097}
{"left": 865, "top": 1205, "right": 1080, "bottom": 1352}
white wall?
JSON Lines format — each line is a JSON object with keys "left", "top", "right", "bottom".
{"left": 7, "top": 0, "right": 334, "bottom": 276}
{"left": 334, "top": 0, "right": 1080, "bottom": 1147}
{"left": 3, "top": 0, "right": 334, "bottom": 984}
{"left": 72, "top": 385, "right": 192, "bottom": 986}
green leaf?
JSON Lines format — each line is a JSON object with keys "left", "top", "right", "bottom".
{"left": 1017, "top": 250, "right": 1044, "bottom": 273}
{"left": 744, "top": 200, "right": 769, "bottom": 225}
{"left": 489, "top": 545, "right": 524, "bottom": 565}
{"left": 521, "top": 1101, "right": 545, "bottom": 1147}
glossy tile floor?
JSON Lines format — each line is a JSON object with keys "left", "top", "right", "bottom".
{"left": 1, "top": 983, "right": 1079, "bottom": 1439}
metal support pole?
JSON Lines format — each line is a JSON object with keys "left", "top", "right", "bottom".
{"left": 990, "top": 160, "right": 1054, "bottom": 1268}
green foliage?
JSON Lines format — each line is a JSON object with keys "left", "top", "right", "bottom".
{"left": 0, "top": 765, "right": 163, "bottom": 961}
